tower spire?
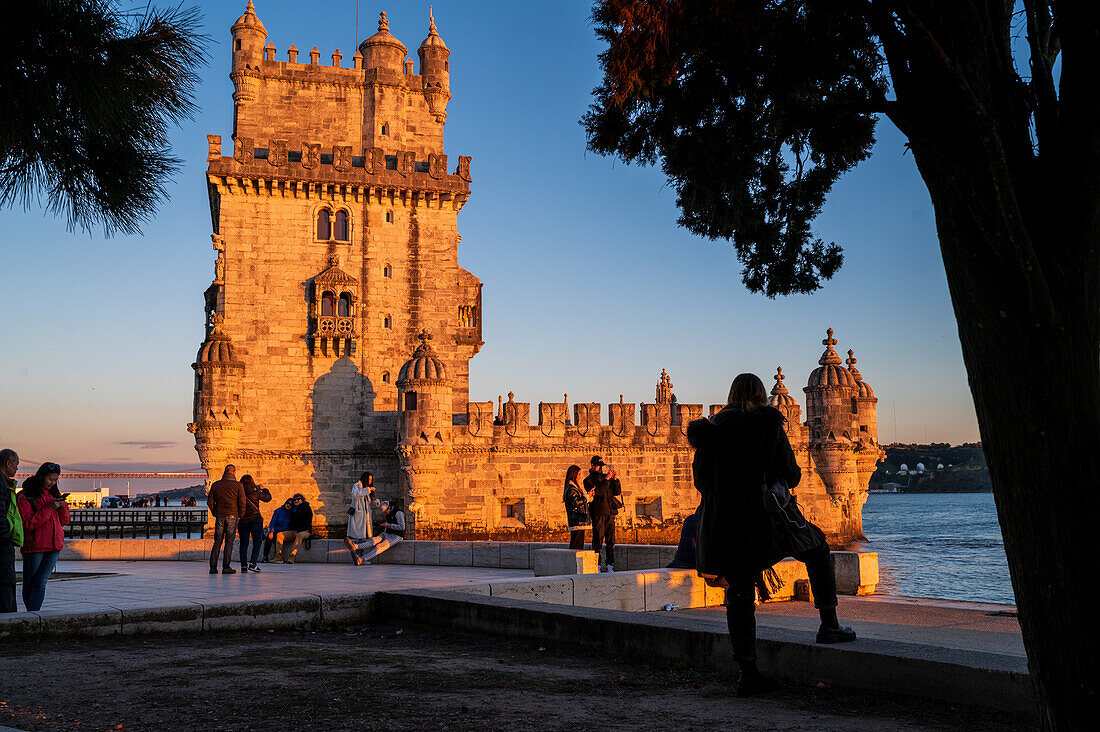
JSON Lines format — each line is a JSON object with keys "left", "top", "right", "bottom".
{"left": 818, "top": 327, "right": 842, "bottom": 366}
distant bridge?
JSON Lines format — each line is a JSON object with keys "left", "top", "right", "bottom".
{"left": 14, "top": 472, "right": 206, "bottom": 480}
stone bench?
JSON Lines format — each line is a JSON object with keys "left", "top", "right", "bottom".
{"left": 532, "top": 548, "right": 599, "bottom": 576}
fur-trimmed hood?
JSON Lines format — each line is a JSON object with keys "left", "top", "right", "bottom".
{"left": 687, "top": 405, "right": 786, "bottom": 450}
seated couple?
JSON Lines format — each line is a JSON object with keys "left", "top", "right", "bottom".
{"left": 264, "top": 494, "right": 313, "bottom": 563}
{"left": 344, "top": 499, "right": 405, "bottom": 566}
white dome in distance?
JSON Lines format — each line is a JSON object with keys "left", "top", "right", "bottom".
{"left": 916, "top": 462, "right": 926, "bottom": 472}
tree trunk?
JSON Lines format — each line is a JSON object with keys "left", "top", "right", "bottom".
{"left": 915, "top": 167, "right": 1099, "bottom": 729}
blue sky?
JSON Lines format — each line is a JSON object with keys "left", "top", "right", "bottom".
{"left": 0, "top": 0, "right": 979, "bottom": 478}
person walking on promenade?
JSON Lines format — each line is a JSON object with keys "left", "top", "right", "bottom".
{"left": 688, "top": 373, "right": 857, "bottom": 697}
{"left": 265, "top": 498, "right": 293, "bottom": 562}
{"left": 562, "top": 465, "right": 589, "bottom": 550}
{"left": 0, "top": 449, "right": 25, "bottom": 613}
{"left": 237, "top": 475, "right": 271, "bottom": 572}
{"left": 16, "top": 463, "right": 69, "bottom": 611}
{"left": 347, "top": 500, "right": 405, "bottom": 566}
{"left": 585, "top": 455, "right": 621, "bottom": 571}
{"left": 347, "top": 472, "right": 377, "bottom": 543}
{"left": 279, "top": 494, "right": 313, "bottom": 564}
{"left": 207, "top": 465, "right": 245, "bottom": 575}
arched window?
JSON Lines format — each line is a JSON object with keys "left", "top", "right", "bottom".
{"left": 383, "top": 315, "right": 392, "bottom": 329}
{"left": 338, "top": 293, "right": 351, "bottom": 317}
{"left": 383, "top": 264, "right": 392, "bottom": 278}
{"left": 321, "top": 291, "right": 336, "bottom": 317}
{"left": 334, "top": 210, "right": 349, "bottom": 241}
{"left": 385, "top": 210, "right": 394, "bottom": 224}
{"left": 381, "top": 371, "right": 390, "bottom": 383}
{"left": 317, "top": 209, "right": 331, "bottom": 240}
{"left": 381, "top": 123, "right": 390, "bottom": 136}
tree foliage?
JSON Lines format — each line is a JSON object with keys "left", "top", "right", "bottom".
{"left": 0, "top": 1, "right": 207, "bottom": 235}
{"left": 583, "top": 0, "right": 885, "bottom": 296}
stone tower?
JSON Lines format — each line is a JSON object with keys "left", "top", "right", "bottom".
{"left": 846, "top": 349, "right": 886, "bottom": 492}
{"left": 193, "top": 3, "right": 482, "bottom": 531}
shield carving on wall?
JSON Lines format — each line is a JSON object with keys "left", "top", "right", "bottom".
{"left": 302, "top": 142, "right": 321, "bottom": 170}
{"left": 233, "top": 137, "right": 254, "bottom": 164}
{"left": 333, "top": 145, "right": 352, "bottom": 172}
{"left": 268, "top": 139, "right": 287, "bottom": 167}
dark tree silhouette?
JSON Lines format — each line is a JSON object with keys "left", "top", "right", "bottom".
{"left": 584, "top": 2, "right": 1098, "bottom": 728}
{"left": 0, "top": 1, "right": 207, "bottom": 235}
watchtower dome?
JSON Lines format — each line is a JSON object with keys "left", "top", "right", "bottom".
{"left": 418, "top": 9, "right": 451, "bottom": 122}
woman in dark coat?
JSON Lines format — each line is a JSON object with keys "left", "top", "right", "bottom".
{"left": 688, "top": 373, "right": 856, "bottom": 696}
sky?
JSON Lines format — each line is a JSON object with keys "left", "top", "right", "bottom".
{"left": 0, "top": 0, "right": 981, "bottom": 483}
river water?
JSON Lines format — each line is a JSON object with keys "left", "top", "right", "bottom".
{"left": 857, "top": 493, "right": 1015, "bottom": 605}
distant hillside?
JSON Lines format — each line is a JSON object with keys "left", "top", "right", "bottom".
{"left": 871, "top": 443, "right": 992, "bottom": 492}
{"left": 157, "top": 484, "right": 207, "bottom": 500}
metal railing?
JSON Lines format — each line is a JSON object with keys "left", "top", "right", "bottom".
{"left": 65, "top": 508, "right": 208, "bottom": 539}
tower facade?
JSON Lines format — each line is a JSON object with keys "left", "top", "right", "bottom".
{"left": 193, "top": 4, "right": 481, "bottom": 532}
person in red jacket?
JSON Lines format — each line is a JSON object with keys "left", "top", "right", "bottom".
{"left": 17, "top": 462, "right": 69, "bottom": 611}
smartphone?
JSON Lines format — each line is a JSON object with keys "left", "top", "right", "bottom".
{"left": 58, "top": 493, "right": 71, "bottom": 500}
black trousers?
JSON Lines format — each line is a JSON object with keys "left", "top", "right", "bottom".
{"left": 591, "top": 514, "right": 616, "bottom": 565}
{"left": 725, "top": 542, "right": 837, "bottom": 663}
{"left": 568, "top": 529, "right": 586, "bottom": 550}
{"left": 0, "top": 542, "right": 16, "bottom": 613}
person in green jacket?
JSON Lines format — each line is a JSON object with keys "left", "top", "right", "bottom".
{"left": 1, "top": 448, "right": 25, "bottom": 613}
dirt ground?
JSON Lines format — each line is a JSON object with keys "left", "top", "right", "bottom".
{"left": 0, "top": 622, "right": 1033, "bottom": 732}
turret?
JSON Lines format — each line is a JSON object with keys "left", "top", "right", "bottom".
{"left": 846, "top": 349, "right": 886, "bottom": 490}
{"left": 768, "top": 366, "right": 803, "bottom": 447}
{"left": 804, "top": 328, "right": 859, "bottom": 498}
{"left": 359, "top": 11, "right": 407, "bottom": 73}
{"left": 187, "top": 315, "right": 244, "bottom": 477}
{"left": 418, "top": 8, "right": 451, "bottom": 122}
{"left": 231, "top": 1, "right": 267, "bottom": 68}
{"left": 396, "top": 331, "right": 453, "bottom": 528}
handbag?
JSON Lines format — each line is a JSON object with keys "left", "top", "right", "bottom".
{"left": 761, "top": 476, "right": 792, "bottom": 513}
{"left": 347, "top": 505, "right": 356, "bottom": 516}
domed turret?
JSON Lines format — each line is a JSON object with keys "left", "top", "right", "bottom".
{"left": 846, "top": 348, "right": 881, "bottom": 444}
{"left": 188, "top": 315, "right": 245, "bottom": 481}
{"left": 768, "top": 366, "right": 804, "bottom": 446}
{"left": 807, "top": 328, "right": 856, "bottom": 389}
{"left": 359, "top": 11, "right": 407, "bottom": 73}
{"left": 398, "top": 331, "right": 448, "bottom": 382}
{"left": 846, "top": 349, "right": 875, "bottom": 399}
{"left": 231, "top": 1, "right": 267, "bottom": 67}
{"left": 418, "top": 8, "right": 451, "bottom": 122}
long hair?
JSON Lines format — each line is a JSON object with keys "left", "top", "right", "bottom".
{"left": 360, "top": 471, "right": 373, "bottom": 486}
{"left": 727, "top": 373, "right": 768, "bottom": 412}
{"left": 22, "top": 463, "right": 61, "bottom": 501}
{"left": 565, "top": 464, "right": 580, "bottom": 486}
{"left": 240, "top": 475, "right": 257, "bottom": 491}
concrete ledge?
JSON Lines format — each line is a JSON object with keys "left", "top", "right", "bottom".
{"left": 39, "top": 606, "right": 123, "bottom": 636}
{"left": 318, "top": 592, "right": 375, "bottom": 626}
{"left": 0, "top": 612, "right": 41, "bottom": 638}
{"left": 532, "top": 548, "right": 598, "bottom": 576}
{"left": 201, "top": 596, "right": 321, "bottom": 631}
{"left": 471, "top": 541, "right": 501, "bottom": 567}
{"left": 489, "top": 577, "right": 574, "bottom": 605}
{"left": 122, "top": 603, "right": 203, "bottom": 634}
{"left": 374, "top": 588, "right": 1035, "bottom": 716}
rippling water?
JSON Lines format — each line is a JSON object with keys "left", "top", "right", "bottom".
{"left": 856, "top": 493, "right": 1015, "bottom": 605}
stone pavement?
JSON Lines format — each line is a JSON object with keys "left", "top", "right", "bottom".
{"left": 13, "top": 559, "right": 530, "bottom": 616}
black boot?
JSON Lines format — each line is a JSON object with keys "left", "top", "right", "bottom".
{"left": 736, "top": 661, "right": 778, "bottom": 697}
{"left": 817, "top": 606, "right": 857, "bottom": 644}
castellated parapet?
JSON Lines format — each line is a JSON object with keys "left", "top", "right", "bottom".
{"left": 191, "top": 5, "right": 881, "bottom": 545}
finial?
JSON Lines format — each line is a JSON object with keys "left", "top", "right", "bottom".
{"left": 428, "top": 6, "right": 438, "bottom": 35}
{"left": 846, "top": 349, "right": 863, "bottom": 380}
{"left": 417, "top": 328, "right": 432, "bottom": 344}
{"left": 246, "top": 0, "right": 255, "bottom": 13}
{"left": 378, "top": 10, "right": 389, "bottom": 32}
{"left": 771, "top": 366, "right": 789, "bottom": 395}
{"left": 507, "top": 391, "right": 514, "bottom": 402}
{"left": 818, "top": 326, "right": 842, "bottom": 366}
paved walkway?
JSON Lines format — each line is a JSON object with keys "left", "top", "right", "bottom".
{"left": 713, "top": 593, "right": 1024, "bottom": 657}
{"left": 15, "top": 559, "right": 531, "bottom": 616}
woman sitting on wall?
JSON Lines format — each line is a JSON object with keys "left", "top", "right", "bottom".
{"left": 346, "top": 499, "right": 405, "bottom": 566}
{"left": 689, "top": 373, "right": 856, "bottom": 697}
